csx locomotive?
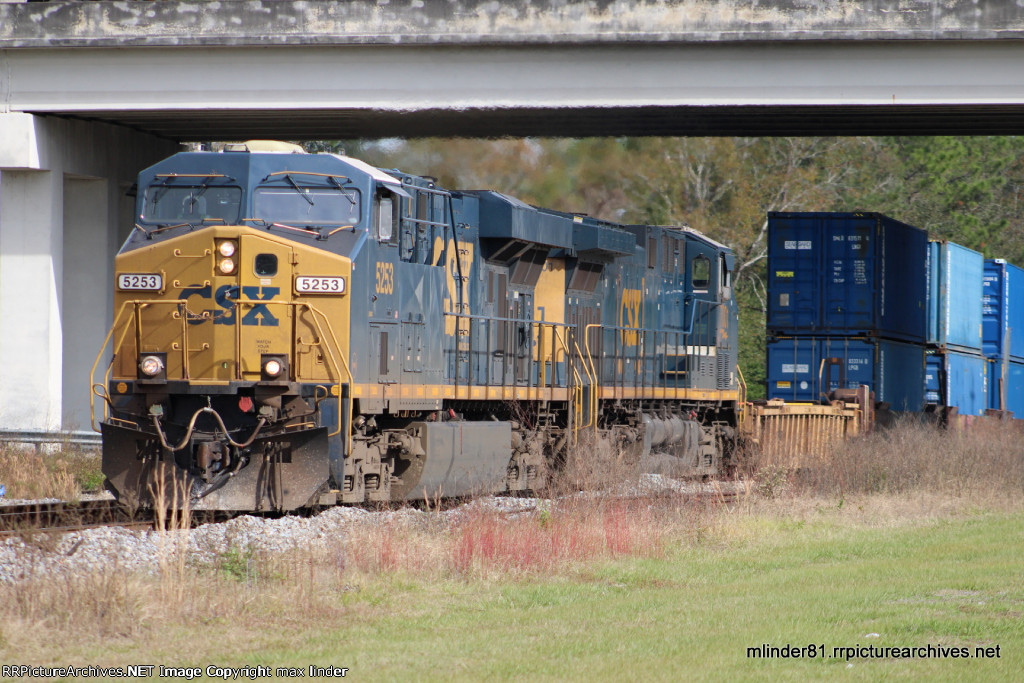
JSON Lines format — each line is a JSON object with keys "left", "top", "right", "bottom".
{"left": 91, "top": 141, "right": 740, "bottom": 511}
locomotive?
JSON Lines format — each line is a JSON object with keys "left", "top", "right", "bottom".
{"left": 91, "top": 141, "right": 741, "bottom": 511}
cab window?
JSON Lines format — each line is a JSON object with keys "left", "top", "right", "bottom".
{"left": 691, "top": 255, "right": 711, "bottom": 290}
{"left": 141, "top": 186, "right": 242, "bottom": 224}
{"left": 377, "top": 195, "right": 396, "bottom": 242}
{"left": 253, "top": 186, "right": 360, "bottom": 226}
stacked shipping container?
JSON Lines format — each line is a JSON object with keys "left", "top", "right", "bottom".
{"left": 766, "top": 212, "right": 928, "bottom": 411}
{"left": 924, "top": 241, "right": 987, "bottom": 416}
{"left": 982, "top": 259, "right": 1024, "bottom": 417}
{"left": 766, "top": 212, "right": 991, "bottom": 416}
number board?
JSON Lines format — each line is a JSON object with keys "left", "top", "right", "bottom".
{"left": 295, "top": 276, "right": 346, "bottom": 294}
{"left": 117, "top": 273, "right": 163, "bottom": 291}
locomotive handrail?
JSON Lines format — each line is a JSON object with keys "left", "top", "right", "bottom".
{"left": 89, "top": 299, "right": 194, "bottom": 432}
{"left": 584, "top": 323, "right": 603, "bottom": 428}
{"left": 300, "top": 303, "right": 352, "bottom": 444}
{"left": 90, "top": 297, "right": 351, "bottom": 443}
{"left": 442, "top": 311, "right": 574, "bottom": 326}
{"left": 582, "top": 298, "right": 726, "bottom": 410}
{"left": 443, "top": 311, "right": 576, "bottom": 388}
{"left": 571, "top": 336, "right": 596, "bottom": 431}
{"left": 538, "top": 322, "right": 573, "bottom": 392}
{"left": 552, "top": 326, "right": 585, "bottom": 433}
{"left": 90, "top": 303, "right": 130, "bottom": 430}
{"left": 736, "top": 364, "right": 748, "bottom": 426}
{"left": 441, "top": 311, "right": 587, "bottom": 428}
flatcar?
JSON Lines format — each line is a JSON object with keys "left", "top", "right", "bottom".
{"left": 91, "top": 141, "right": 741, "bottom": 511}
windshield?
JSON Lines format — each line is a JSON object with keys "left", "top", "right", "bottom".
{"left": 141, "top": 186, "right": 242, "bottom": 225}
{"left": 254, "top": 186, "right": 361, "bottom": 226}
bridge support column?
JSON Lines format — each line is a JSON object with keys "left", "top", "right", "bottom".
{"left": 0, "top": 168, "right": 64, "bottom": 432}
{"left": 0, "top": 112, "right": 178, "bottom": 438}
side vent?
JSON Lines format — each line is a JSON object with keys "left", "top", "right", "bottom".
{"left": 717, "top": 352, "right": 730, "bottom": 390}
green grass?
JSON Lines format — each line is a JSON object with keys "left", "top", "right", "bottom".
{"left": 238, "top": 512, "right": 1022, "bottom": 681}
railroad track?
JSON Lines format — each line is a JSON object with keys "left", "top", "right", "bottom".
{"left": 0, "top": 478, "right": 744, "bottom": 537}
{"left": 0, "top": 499, "right": 153, "bottom": 537}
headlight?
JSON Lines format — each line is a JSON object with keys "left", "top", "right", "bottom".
{"left": 218, "top": 257, "right": 236, "bottom": 274}
{"left": 263, "top": 358, "right": 283, "bottom": 377}
{"left": 139, "top": 355, "right": 165, "bottom": 377}
{"left": 218, "top": 240, "right": 237, "bottom": 257}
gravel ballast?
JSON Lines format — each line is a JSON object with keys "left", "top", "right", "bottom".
{"left": 0, "top": 475, "right": 738, "bottom": 582}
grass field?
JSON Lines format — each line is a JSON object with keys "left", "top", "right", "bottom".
{"left": 329, "top": 508, "right": 1023, "bottom": 681}
{"left": 2, "top": 496, "right": 1022, "bottom": 681}
{"left": 1, "top": 422, "right": 1022, "bottom": 681}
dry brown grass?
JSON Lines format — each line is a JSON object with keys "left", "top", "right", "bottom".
{"left": 554, "top": 429, "right": 642, "bottom": 494}
{"left": 0, "top": 446, "right": 82, "bottom": 500}
{"left": 745, "top": 417, "right": 1024, "bottom": 506}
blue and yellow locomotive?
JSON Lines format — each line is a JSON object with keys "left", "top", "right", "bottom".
{"left": 92, "top": 141, "right": 740, "bottom": 511}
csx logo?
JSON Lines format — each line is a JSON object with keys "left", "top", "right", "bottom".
{"left": 181, "top": 285, "right": 279, "bottom": 326}
{"left": 619, "top": 288, "right": 643, "bottom": 345}
{"left": 375, "top": 262, "right": 395, "bottom": 295}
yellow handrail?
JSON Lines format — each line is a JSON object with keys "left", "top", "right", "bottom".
{"left": 90, "top": 300, "right": 139, "bottom": 432}
{"left": 302, "top": 303, "right": 353, "bottom": 446}
{"left": 90, "top": 297, "right": 352, "bottom": 447}
{"left": 89, "top": 299, "right": 193, "bottom": 431}
{"left": 736, "top": 364, "right": 748, "bottom": 426}
{"left": 583, "top": 323, "right": 604, "bottom": 429}
{"left": 572, "top": 336, "right": 596, "bottom": 430}
{"left": 552, "top": 327, "right": 585, "bottom": 433}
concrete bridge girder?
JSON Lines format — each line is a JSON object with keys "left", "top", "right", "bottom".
{"left": 6, "top": 41, "right": 1024, "bottom": 141}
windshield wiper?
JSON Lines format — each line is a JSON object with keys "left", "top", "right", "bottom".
{"left": 326, "top": 175, "right": 358, "bottom": 207}
{"left": 150, "top": 173, "right": 232, "bottom": 210}
{"left": 187, "top": 177, "right": 213, "bottom": 210}
{"left": 283, "top": 174, "right": 315, "bottom": 207}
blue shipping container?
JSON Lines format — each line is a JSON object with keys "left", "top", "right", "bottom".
{"left": 767, "top": 336, "right": 925, "bottom": 411}
{"left": 986, "top": 358, "right": 1024, "bottom": 417}
{"left": 982, "top": 259, "right": 1024, "bottom": 362}
{"left": 925, "top": 350, "right": 988, "bottom": 417}
{"left": 767, "top": 212, "right": 927, "bottom": 342}
{"left": 927, "top": 241, "right": 984, "bottom": 352}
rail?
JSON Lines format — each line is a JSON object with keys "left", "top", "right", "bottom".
{"left": 736, "top": 364, "right": 748, "bottom": 427}
{"left": 582, "top": 298, "right": 728, "bottom": 398}
{"left": 553, "top": 326, "right": 586, "bottom": 433}
{"left": 442, "top": 311, "right": 592, "bottom": 430}
{"left": 442, "top": 304, "right": 735, "bottom": 434}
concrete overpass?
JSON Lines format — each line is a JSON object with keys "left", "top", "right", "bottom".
{"left": 4, "top": 0, "right": 1024, "bottom": 439}
{"left": 7, "top": 0, "right": 1024, "bottom": 139}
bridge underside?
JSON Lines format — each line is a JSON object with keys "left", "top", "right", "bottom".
{"left": 66, "top": 104, "right": 1024, "bottom": 141}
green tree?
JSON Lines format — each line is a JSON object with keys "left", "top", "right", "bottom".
{"left": 615, "top": 137, "right": 886, "bottom": 398}
{"left": 864, "top": 136, "right": 1024, "bottom": 261}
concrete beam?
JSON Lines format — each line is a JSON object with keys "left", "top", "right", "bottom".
{"left": 5, "top": 2, "right": 1024, "bottom": 138}
{"left": 7, "top": 42, "right": 1024, "bottom": 112}
{"left": 4, "top": 0, "right": 1024, "bottom": 48}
